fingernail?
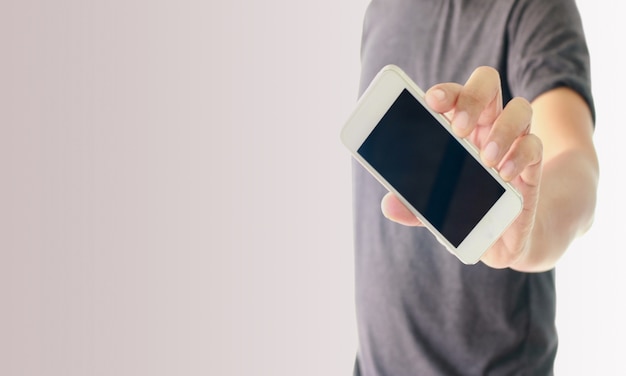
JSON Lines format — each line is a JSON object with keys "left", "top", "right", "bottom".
{"left": 431, "top": 89, "right": 446, "bottom": 101}
{"left": 483, "top": 141, "right": 499, "bottom": 164}
{"left": 452, "top": 111, "right": 468, "bottom": 133}
{"left": 500, "top": 160, "right": 515, "bottom": 180}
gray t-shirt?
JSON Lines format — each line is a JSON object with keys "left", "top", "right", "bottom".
{"left": 352, "top": 1, "right": 594, "bottom": 375}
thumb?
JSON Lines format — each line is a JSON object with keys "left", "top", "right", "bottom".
{"left": 381, "top": 192, "right": 424, "bottom": 226}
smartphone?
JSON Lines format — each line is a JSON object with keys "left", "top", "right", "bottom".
{"left": 340, "top": 64, "right": 523, "bottom": 264}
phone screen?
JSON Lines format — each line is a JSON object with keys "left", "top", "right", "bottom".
{"left": 358, "top": 89, "right": 505, "bottom": 247}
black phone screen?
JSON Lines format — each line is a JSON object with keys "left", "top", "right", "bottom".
{"left": 358, "top": 89, "right": 505, "bottom": 247}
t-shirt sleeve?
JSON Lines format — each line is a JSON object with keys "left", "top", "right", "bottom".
{"left": 506, "top": 0, "right": 595, "bottom": 123}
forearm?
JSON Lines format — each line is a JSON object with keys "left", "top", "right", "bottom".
{"left": 511, "top": 149, "right": 599, "bottom": 272}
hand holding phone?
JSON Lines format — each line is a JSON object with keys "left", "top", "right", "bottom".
{"left": 341, "top": 65, "right": 530, "bottom": 265}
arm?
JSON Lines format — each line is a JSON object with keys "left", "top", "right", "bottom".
{"left": 512, "top": 87, "right": 598, "bottom": 272}
{"left": 381, "top": 67, "right": 599, "bottom": 272}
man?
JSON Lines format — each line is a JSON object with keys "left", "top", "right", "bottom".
{"left": 351, "top": 0, "right": 599, "bottom": 374}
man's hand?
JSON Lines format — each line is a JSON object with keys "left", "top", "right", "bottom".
{"left": 381, "top": 66, "right": 545, "bottom": 269}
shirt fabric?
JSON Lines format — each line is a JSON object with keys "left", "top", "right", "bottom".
{"left": 352, "top": 1, "right": 594, "bottom": 375}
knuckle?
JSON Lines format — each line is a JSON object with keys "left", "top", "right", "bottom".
{"left": 531, "top": 134, "right": 543, "bottom": 155}
{"left": 510, "top": 96, "right": 533, "bottom": 115}
{"left": 475, "top": 65, "right": 499, "bottom": 79}
{"left": 522, "top": 134, "right": 543, "bottom": 162}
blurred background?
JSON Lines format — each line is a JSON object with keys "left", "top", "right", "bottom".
{"left": 0, "top": 0, "right": 621, "bottom": 375}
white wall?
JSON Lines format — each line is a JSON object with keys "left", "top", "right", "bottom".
{"left": 1, "top": 1, "right": 365, "bottom": 375}
{"left": 554, "top": 1, "right": 625, "bottom": 374}
{"left": 0, "top": 1, "right": 620, "bottom": 375}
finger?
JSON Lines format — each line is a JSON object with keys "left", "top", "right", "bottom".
{"left": 451, "top": 66, "right": 503, "bottom": 137}
{"left": 481, "top": 97, "right": 533, "bottom": 168}
{"left": 425, "top": 83, "right": 463, "bottom": 115}
{"left": 380, "top": 192, "right": 423, "bottom": 226}
{"left": 498, "top": 133, "right": 543, "bottom": 184}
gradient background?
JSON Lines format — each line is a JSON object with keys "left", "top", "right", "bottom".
{"left": 1, "top": 1, "right": 622, "bottom": 375}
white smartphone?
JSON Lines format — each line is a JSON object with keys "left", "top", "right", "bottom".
{"left": 341, "top": 64, "right": 523, "bottom": 264}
